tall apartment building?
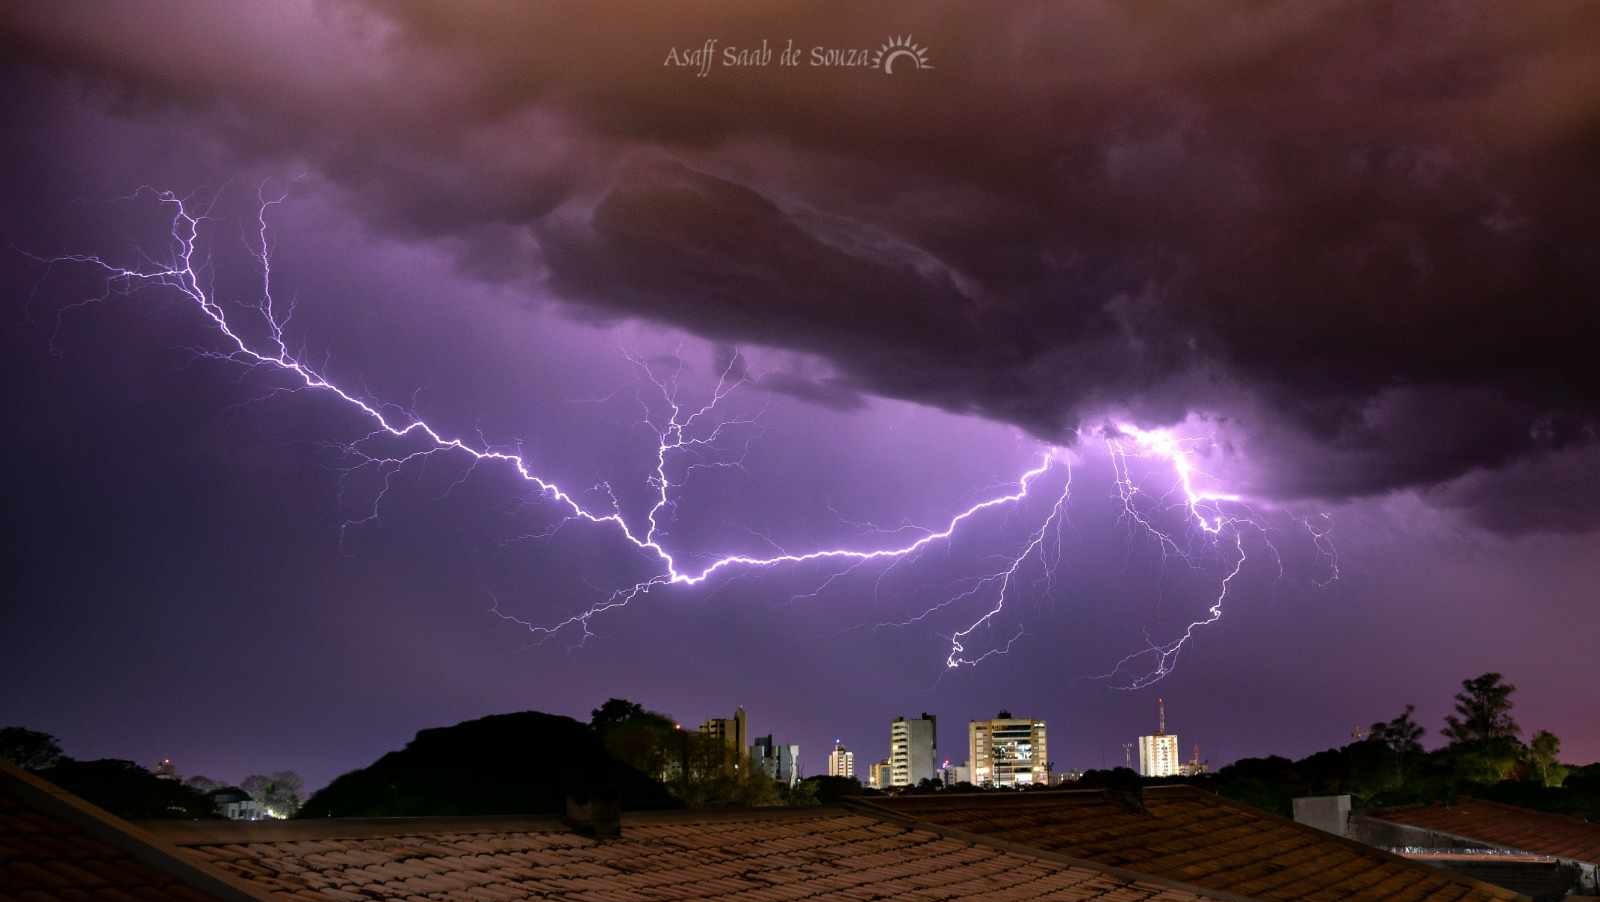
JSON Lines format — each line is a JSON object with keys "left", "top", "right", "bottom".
{"left": 940, "top": 761, "right": 970, "bottom": 786}
{"left": 699, "top": 706, "right": 748, "bottom": 758}
{"left": 867, "top": 759, "right": 893, "bottom": 790}
{"left": 1138, "top": 697, "right": 1181, "bottom": 777}
{"left": 826, "top": 740, "right": 855, "bottom": 779}
{"left": 969, "top": 712, "right": 1048, "bottom": 787}
{"left": 889, "top": 713, "right": 938, "bottom": 787}
{"left": 750, "top": 734, "right": 800, "bottom": 787}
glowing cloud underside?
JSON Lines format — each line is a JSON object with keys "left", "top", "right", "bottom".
{"left": 39, "top": 187, "right": 1334, "bottom": 686}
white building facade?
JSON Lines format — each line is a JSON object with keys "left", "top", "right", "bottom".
{"left": 1138, "top": 733, "right": 1181, "bottom": 777}
{"left": 751, "top": 735, "right": 801, "bottom": 787}
{"left": 969, "top": 714, "right": 1048, "bottom": 787}
{"left": 889, "top": 714, "right": 937, "bottom": 787}
{"left": 826, "top": 741, "right": 855, "bottom": 779}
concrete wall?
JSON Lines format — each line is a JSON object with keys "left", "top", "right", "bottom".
{"left": 1421, "top": 859, "right": 1580, "bottom": 902}
{"left": 1346, "top": 815, "right": 1499, "bottom": 852}
{"left": 1291, "top": 795, "right": 1350, "bottom": 837}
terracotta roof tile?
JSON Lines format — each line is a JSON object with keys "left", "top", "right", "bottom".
{"left": 0, "top": 787, "right": 236, "bottom": 902}
{"left": 866, "top": 787, "right": 1524, "bottom": 902}
{"left": 143, "top": 807, "right": 1248, "bottom": 901}
{"left": 1369, "top": 799, "right": 1600, "bottom": 863}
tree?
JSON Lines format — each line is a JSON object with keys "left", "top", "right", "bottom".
{"left": 591, "top": 699, "right": 679, "bottom": 782}
{"left": 591, "top": 699, "right": 651, "bottom": 732}
{"left": 1442, "top": 673, "right": 1520, "bottom": 744}
{"left": 782, "top": 778, "right": 820, "bottom": 807}
{"left": 1441, "top": 673, "right": 1523, "bottom": 784}
{"left": 798, "top": 775, "right": 864, "bottom": 805}
{"left": 1369, "top": 704, "right": 1425, "bottom": 784}
{"left": 297, "top": 711, "right": 678, "bottom": 818}
{"left": 660, "top": 734, "right": 782, "bottom": 808}
{"left": 185, "top": 775, "right": 222, "bottom": 794}
{"left": 1371, "top": 705, "right": 1425, "bottom": 756}
{"left": 241, "top": 771, "right": 305, "bottom": 818}
{"left": 1528, "top": 731, "right": 1569, "bottom": 788}
{"left": 39, "top": 759, "right": 215, "bottom": 819}
{"left": 1, "top": 726, "right": 64, "bottom": 770}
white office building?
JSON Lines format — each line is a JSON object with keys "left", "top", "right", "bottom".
{"left": 889, "top": 713, "right": 938, "bottom": 787}
{"left": 751, "top": 735, "right": 801, "bottom": 788}
{"left": 969, "top": 713, "right": 1048, "bottom": 787}
{"left": 1138, "top": 698, "right": 1182, "bottom": 777}
{"left": 826, "top": 741, "right": 855, "bottom": 779}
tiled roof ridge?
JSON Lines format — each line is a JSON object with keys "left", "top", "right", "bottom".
{"left": 144, "top": 801, "right": 883, "bottom": 846}
{"left": 1364, "top": 795, "right": 1600, "bottom": 865}
{"left": 0, "top": 759, "right": 278, "bottom": 902}
{"left": 858, "top": 786, "right": 1525, "bottom": 901}
{"left": 1146, "top": 787, "right": 1531, "bottom": 899}
{"left": 843, "top": 796, "right": 1262, "bottom": 902}
{"left": 1374, "top": 796, "right": 1599, "bottom": 824}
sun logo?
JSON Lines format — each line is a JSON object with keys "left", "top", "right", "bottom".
{"left": 874, "top": 35, "right": 933, "bottom": 74}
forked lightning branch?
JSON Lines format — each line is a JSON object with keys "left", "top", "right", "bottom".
{"left": 35, "top": 186, "right": 1334, "bottom": 687}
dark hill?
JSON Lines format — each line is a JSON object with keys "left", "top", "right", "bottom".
{"left": 299, "top": 711, "right": 680, "bottom": 818}
{"left": 38, "top": 759, "right": 217, "bottom": 820}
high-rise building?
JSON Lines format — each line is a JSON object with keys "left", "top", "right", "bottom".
{"left": 826, "top": 740, "right": 855, "bottom": 779}
{"left": 153, "top": 759, "right": 177, "bottom": 781}
{"left": 969, "top": 712, "right": 1048, "bottom": 787}
{"left": 750, "top": 734, "right": 800, "bottom": 787}
{"left": 1138, "top": 697, "right": 1182, "bottom": 777}
{"left": 939, "top": 760, "right": 970, "bottom": 787}
{"left": 889, "top": 713, "right": 937, "bottom": 787}
{"left": 699, "top": 706, "right": 748, "bottom": 757}
{"left": 867, "top": 759, "right": 893, "bottom": 790}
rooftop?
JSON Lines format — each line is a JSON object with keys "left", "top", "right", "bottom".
{"left": 0, "top": 761, "right": 262, "bottom": 902}
{"left": 5, "top": 760, "right": 1254, "bottom": 902}
{"left": 1369, "top": 798, "right": 1600, "bottom": 864}
{"left": 145, "top": 806, "right": 1243, "bottom": 901}
{"left": 863, "top": 786, "right": 1524, "bottom": 902}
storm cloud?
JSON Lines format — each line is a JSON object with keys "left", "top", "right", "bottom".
{"left": 4, "top": 0, "right": 1598, "bottom": 529}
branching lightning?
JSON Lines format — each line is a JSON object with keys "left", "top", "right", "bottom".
{"left": 35, "top": 186, "right": 1336, "bottom": 687}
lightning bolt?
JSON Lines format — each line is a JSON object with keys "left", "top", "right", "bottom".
{"left": 35, "top": 186, "right": 1334, "bottom": 684}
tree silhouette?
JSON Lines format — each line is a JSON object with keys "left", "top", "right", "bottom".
{"left": 1528, "top": 731, "right": 1568, "bottom": 788}
{"left": 1442, "top": 673, "right": 1520, "bottom": 744}
{"left": 1370, "top": 705, "right": 1425, "bottom": 755}
{"left": 591, "top": 699, "right": 679, "bottom": 781}
{"left": 185, "top": 775, "right": 222, "bottom": 793}
{"left": 590, "top": 698, "right": 652, "bottom": 732}
{"left": 241, "top": 771, "right": 305, "bottom": 818}
{"left": 0, "top": 726, "right": 63, "bottom": 770}
{"left": 1369, "top": 704, "right": 1426, "bottom": 786}
{"left": 40, "top": 759, "right": 216, "bottom": 819}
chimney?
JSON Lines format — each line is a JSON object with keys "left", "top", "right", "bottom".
{"left": 1157, "top": 697, "right": 1166, "bottom": 735}
{"left": 564, "top": 794, "right": 621, "bottom": 839}
{"left": 1292, "top": 795, "right": 1351, "bottom": 837}
{"left": 562, "top": 766, "right": 621, "bottom": 838}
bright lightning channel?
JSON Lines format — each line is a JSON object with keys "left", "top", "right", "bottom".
{"left": 35, "top": 186, "right": 1330, "bottom": 686}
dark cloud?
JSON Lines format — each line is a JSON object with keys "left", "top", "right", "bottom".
{"left": 755, "top": 372, "right": 867, "bottom": 413}
{"left": 1427, "top": 443, "right": 1600, "bottom": 535}
{"left": 3, "top": 0, "right": 1599, "bottom": 528}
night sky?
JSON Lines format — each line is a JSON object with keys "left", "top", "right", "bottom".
{"left": 2, "top": 2, "right": 1597, "bottom": 794}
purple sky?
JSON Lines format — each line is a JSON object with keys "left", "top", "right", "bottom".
{"left": 2, "top": 2, "right": 1597, "bottom": 793}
